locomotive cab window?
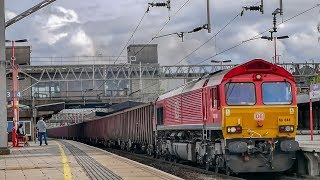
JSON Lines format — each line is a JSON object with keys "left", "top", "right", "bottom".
{"left": 262, "top": 82, "right": 292, "bottom": 105}
{"left": 225, "top": 83, "right": 256, "bottom": 106}
{"left": 157, "top": 107, "right": 164, "bottom": 125}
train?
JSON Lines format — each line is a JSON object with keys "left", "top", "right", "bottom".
{"left": 48, "top": 59, "right": 300, "bottom": 174}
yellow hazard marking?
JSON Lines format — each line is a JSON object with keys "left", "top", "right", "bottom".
{"left": 55, "top": 141, "right": 73, "bottom": 180}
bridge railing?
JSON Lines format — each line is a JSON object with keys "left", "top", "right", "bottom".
{"left": 30, "top": 56, "right": 127, "bottom": 65}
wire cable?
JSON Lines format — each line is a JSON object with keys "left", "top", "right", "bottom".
{"left": 197, "top": 3, "right": 320, "bottom": 65}
{"left": 175, "top": 13, "right": 240, "bottom": 65}
{"left": 175, "top": 1, "right": 261, "bottom": 66}
{"left": 114, "top": 1, "right": 157, "bottom": 63}
{"left": 88, "top": 0, "right": 192, "bottom": 97}
{"left": 132, "top": 0, "right": 191, "bottom": 57}
{"left": 138, "top": 3, "right": 320, "bottom": 97}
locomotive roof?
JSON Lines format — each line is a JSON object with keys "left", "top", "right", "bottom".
{"left": 158, "top": 69, "right": 231, "bottom": 101}
{"left": 158, "top": 59, "right": 294, "bottom": 101}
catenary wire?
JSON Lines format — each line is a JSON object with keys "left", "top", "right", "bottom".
{"left": 175, "top": 1, "right": 261, "bottom": 65}
{"left": 137, "top": 3, "right": 320, "bottom": 96}
{"left": 197, "top": 3, "right": 320, "bottom": 65}
{"left": 114, "top": 0, "right": 155, "bottom": 63}
{"left": 88, "top": 0, "right": 191, "bottom": 96}
{"left": 132, "top": 0, "right": 191, "bottom": 57}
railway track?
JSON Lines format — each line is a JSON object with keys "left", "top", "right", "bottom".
{"left": 93, "top": 145, "right": 243, "bottom": 180}
{"left": 89, "top": 143, "right": 317, "bottom": 180}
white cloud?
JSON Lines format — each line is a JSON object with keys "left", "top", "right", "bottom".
{"left": 70, "top": 30, "right": 95, "bottom": 56}
{"left": 5, "top": 0, "right": 320, "bottom": 64}
{"left": 46, "top": 6, "right": 79, "bottom": 30}
{"left": 29, "top": 6, "right": 95, "bottom": 56}
{"left": 5, "top": 10, "right": 16, "bottom": 22}
{"left": 48, "top": 33, "right": 68, "bottom": 45}
{"left": 288, "top": 32, "right": 318, "bottom": 57}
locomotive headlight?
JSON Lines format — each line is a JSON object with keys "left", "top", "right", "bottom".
{"left": 256, "top": 74, "right": 262, "bottom": 80}
{"left": 279, "top": 125, "right": 294, "bottom": 133}
{"left": 227, "top": 126, "right": 242, "bottom": 134}
{"left": 285, "top": 126, "right": 291, "bottom": 132}
{"left": 254, "top": 74, "right": 262, "bottom": 81}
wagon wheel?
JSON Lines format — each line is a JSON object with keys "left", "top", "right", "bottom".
{"left": 173, "top": 157, "right": 179, "bottom": 163}
{"left": 126, "top": 144, "right": 131, "bottom": 152}
{"left": 103, "top": 141, "right": 107, "bottom": 147}
{"left": 225, "top": 166, "right": 231, "bottom": 176}
{"left": 165, "top": 154, "right": 170, "bottom": 161}
{"left": 205, "top": 162, "right": 210, "bottom": 171}
{"left": 214, "top": 157, "right": 219, "bottom": 173}
{"left": 203, "top": 155, "right": 210, "bottom": 171}
{"left": 133, "top": 144, "right": 138, "bottom": 153}
{"left": 146, "top": 145, "right": 153, "bottom": 156}
{"left": 214, "top": 165, "right": 219, "bottom": 174}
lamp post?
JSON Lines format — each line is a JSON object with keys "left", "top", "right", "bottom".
{"left": 261, "top": 35, "right": 289, "bottom": 64}
{"left": 6, "top": 39, "right": 27, "bottom": 147}
{"left": 211, "top": 59, "right": 232, "bottom": 70}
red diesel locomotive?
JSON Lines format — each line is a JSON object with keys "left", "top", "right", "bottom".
{"left": 48, "top": 59, "right": 299, "bottom": 174}
{"left": 155, "top": 59, "right": 299, "bottom": 173}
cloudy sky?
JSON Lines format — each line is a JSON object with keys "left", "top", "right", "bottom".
{"left": 4, "top": 0, "right": 320, "bottom": 65}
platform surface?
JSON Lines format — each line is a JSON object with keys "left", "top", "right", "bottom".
{"left": 296, "top": 135, "right": 320, "bottom": 152}
{"left": 0, "top": 140, "right": 181, "bottom": 180}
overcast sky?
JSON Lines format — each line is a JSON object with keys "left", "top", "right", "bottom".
{"left": 4, "top": 0, "right": 320, "bottom": 65}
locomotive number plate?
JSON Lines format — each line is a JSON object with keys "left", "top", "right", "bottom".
{"left": 278, "top": 116, "right": 291, "bottom": 125}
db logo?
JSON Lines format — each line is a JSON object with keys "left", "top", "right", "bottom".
{"left": 254, "top": 112, "right": 265, "bottom": 121}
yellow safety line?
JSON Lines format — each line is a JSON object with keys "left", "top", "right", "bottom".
{"left": 55, "top": 141, "right": 73, "bottom": 180}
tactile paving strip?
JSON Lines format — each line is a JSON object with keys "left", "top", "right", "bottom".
{"left": 61, "top": 141, "right": 122, "bottom": 180}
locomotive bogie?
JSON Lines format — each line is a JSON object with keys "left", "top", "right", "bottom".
{"left": 226, "top": 152, "right": 296, "bottom": 173}
{"left": 225, "top": 138, "right": 299, "bottom": 172}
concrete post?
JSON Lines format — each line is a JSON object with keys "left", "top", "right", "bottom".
{"left": 0, "top": 0, "right": 9, "bottom": 155}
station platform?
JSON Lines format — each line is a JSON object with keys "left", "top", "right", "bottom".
{"left": 296, "top": 134, "right": 320, "bottom": 152}
{"left": 295, "top": 135, "right": 320, "bottom": 176}
{"left": 0, "top": 140, "right": 181, "bottom": 180}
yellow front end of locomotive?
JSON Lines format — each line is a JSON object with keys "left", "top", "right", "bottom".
{"left": 222, "top": 106, "right": 298, "bottom": 139}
